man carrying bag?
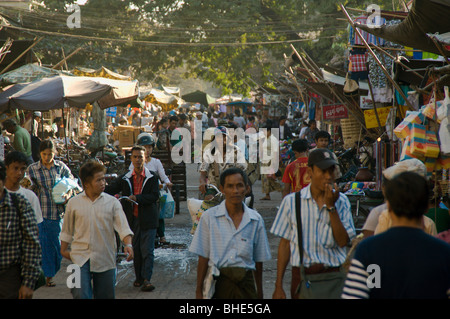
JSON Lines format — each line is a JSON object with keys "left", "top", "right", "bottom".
{"left": 271, "top": 148, "right": 356, "bottom": 299}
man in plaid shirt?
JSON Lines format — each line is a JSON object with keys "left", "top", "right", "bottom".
{"left": 0, "top": 161, "right": 42, "bottom": 299}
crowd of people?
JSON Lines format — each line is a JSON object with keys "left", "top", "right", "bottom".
{"left": 0, "top": 104, "right": 450, "bottom": 300}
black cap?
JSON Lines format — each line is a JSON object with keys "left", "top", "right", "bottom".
{"left": 308, "top": 148, "right": 337, "bottom": 170}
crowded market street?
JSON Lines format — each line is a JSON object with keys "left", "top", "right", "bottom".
{"left": 0, "top": 0, "right": 450, "bottom": 305}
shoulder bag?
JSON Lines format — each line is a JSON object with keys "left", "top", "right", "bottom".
{"left": 295, "top": 192, "right": 346, "bottom": 299}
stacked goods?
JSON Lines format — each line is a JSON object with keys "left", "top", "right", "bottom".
{"left": 394, "top": 86, "right": 450, "bottom": 178}
{"left": 114, "top": 125, "right": 143, "bottom": 148}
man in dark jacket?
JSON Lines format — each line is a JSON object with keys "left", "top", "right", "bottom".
{"left": 105, "top": 145, "right": 160, "bottom": 292}
{"left": 275, "top": 115, "right": 293, "bottom": 140}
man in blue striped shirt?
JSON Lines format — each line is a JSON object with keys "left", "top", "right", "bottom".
{"left": 271, "top": 148, "right": 356, "bottom": 299}
{"left": 189, "top": 167, "right": 271, "bottom": 299}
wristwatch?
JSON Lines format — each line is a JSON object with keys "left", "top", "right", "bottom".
{"left": 325, "top": 206, "right": 336, "bottom": 213}
{"left": 125, "top": 244, "right": 133, "bottom": 248}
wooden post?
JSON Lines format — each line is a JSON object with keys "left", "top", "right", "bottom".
{"left": 61, "top": 107, "right": 70, "bottom": 163}
{"left": 61, "top": 47, "right": 69, "bottom": 71}
{"left": 52, "top": 47, "right": 82, "bottom": 70}
{"left": 290, "top": 44, "right": 319, "bottom": 82}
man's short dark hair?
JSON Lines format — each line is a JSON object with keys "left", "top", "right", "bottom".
{"left": 292, "top": 139, "right": 309, "bottom": 153}
{"left": 5, "top": 151, "right": 28, "bottom": 167}
{"left": 79, "top": 160, "right": 106, "bottom": 185}
{"left": 314, "top": 130, "right": 331, "bottom": 141}
{"left": 179, "top": 114, "right": 187, "bottom": 121}
{"left": 220, "top": 167, "right": 248, "bottom": 187}
{"left": 2, "top": 119, "right": 17, "bottom": 129}
{"left": 131, "top": 145, "right": 146, "bottom": 153}
{"left": 169, "top": 115, "right": 179, "bottom": 122}
{"left": 39, "top": 139, "right": 56, "bottom": 153}
{"left": 384, "top": 171, "right": 429, "bottom": 220}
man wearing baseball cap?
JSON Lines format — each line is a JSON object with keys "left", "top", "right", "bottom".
{"left": 271, "top": 148, "right": 356, "bottom": 299}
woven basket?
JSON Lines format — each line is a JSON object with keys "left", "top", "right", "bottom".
{"left": 439, "top": 180, "right": 449, "bottom": 195}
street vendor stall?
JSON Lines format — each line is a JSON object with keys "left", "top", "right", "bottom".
{"left": 142, "top": 87, "right": 182, "bottom": 112}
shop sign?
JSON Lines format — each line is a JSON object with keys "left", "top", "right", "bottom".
{"left": 322, "top": 104, "right": 348, "bottom": 120}
{"left": 364, "top": 106, "right": 392, "bottom": 129}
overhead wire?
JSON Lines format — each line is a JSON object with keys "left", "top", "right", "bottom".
{"left": 2, "top": 24, "right": 337, "bottom": 47}
{"left": 0, "top": 5, "right": 346, "bottom": 37}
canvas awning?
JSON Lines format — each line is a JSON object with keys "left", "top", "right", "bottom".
{"left": 142, "top": 88, "right": 182, "bottom": 111}
{"left": 355, "top": 0, "right": 450, "bottom": 57}
{"left": 72, "top": 66, "right": 132, "bottom": 81}
{"left": 182, "top": 90, "right": 216, "bottom": 106}
{"left": 0, "top": 63, "right": 72, "bottom": 86}
{"left": 0, "top": 75, "right": 139, "bottom": 112}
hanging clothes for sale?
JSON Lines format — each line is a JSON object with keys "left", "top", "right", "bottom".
{"left": 308, "top": 98, "right": 316, "bottom": 121}
{"left": 394, "top": 84, "right": 410, "bottom": 106}
{"left": 368, "top": 49, "right": 395, "bottom": 103}
{"left": 367, "top": 16, "right": 387, "bottom": 46}
{"left": 349, "top": 48, "right": 369, "bottom": 83}
{"left": 349, "top": 16, "right": 369, "bottom": 45}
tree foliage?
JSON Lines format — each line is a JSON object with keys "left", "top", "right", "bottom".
{"left": 1, "top": 0, "right": 406, "bottom": 95}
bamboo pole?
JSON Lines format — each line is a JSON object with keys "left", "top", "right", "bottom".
{"left": 284, "top": 53, "right": 308, "bottom": 108}
{"left": 289, "top": 45, "right": 319, "bottom": 83}
{"left": 368, "top": 44, "right": 424, "bottom": 79}
{"left": 52, "top": 47, "right": 82, "bottom": 70}
{"left": 349, "top": 44, "right": 421, "bottom": 52}
{"left": 345, "top": 7, "right": 408, "bottom": 19}
{"left": 290, "top": 45, "right": 372, "bottom": 136}
{"left": 61, "top": 47, "right": 69, "bottom": 71}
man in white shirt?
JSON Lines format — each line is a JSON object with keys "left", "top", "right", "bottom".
{"left": 61, "top": 160, "right": 133, "bottom": 299}
{"left": 4, "top": 151, "right": 43, "bottom": 225}
{"left": 190, "top": 167, "right": 271, "bottom": 299}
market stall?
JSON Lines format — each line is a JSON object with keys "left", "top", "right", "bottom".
{"left": 141, "top": 87, "right": 182, "bottom": 113}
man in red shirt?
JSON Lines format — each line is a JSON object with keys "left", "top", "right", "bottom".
{"left": 282, "top": 139, "right": 310, "bottom": 199}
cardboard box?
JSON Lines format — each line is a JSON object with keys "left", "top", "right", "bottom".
{"left": 425, "top": 130, "right": 440, "bottom": 158}
{"left": 118, "top": 129, "right": 134, "bottom": 147}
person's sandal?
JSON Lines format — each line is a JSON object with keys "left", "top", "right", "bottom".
{"left": 133, "top": 281, "right": 142, "bottom": 288}
{"left": 46, "top": 278, "right": 56, "bottom": 287}
{"left": 141, "top": 280, "right": 155, "bottom": 292}
{"left": 160, "top": 237, "right": 170, "bottom": 245}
